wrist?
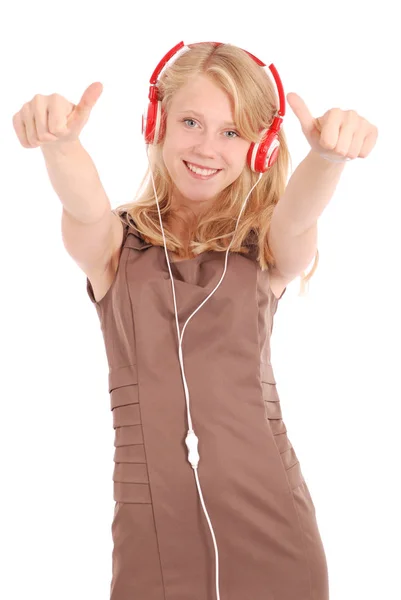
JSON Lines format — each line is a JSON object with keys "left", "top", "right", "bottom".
{"left": 40, "top": 139, "right": 83, "bottom": 159}
{"left": 313, "top": 150, "right": 351, "bottom": 164}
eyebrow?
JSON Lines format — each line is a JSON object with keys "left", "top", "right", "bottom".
{"left": 176, "top": 110, "right": 237, "bottom": 128}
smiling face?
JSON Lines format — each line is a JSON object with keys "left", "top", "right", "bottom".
{"left": 162, "top": 74, "right": 251, "bottom": 216}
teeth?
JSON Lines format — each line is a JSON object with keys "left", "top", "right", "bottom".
{"left": 186, "top": 162, "right": 218, "bottom": 176}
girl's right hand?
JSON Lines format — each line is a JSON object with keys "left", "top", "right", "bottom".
{"left": 12, "top": 82, "right": 103, "bottom": 149}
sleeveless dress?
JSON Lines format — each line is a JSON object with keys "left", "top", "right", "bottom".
{"left": 86, "top": 211, "right": 329, "bottom": 600}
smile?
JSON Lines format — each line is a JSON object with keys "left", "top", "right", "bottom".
{"left": 183, "top": 160, "right": 221, "bottom": 180}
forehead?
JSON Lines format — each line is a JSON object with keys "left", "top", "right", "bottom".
{"left": 169, "top": 74, "right": 234, "bottom": 117}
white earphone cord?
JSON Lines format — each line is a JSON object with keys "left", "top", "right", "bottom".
{"left": 146, "top": 145, "right": 263, "bottom": 600}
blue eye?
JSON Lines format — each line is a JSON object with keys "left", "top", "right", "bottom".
{"left": 182, "top": 118, "right": 239, "bottom": 138}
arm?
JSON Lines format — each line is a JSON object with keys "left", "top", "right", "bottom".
{"left": 267, "top": 92, "right": 377, "bottom": 280}
{"left": 41, "top": 140, "right": 121, "bottom": 273}
{"left": 41, "top": 140, "right": 111, "bottom": 223}
{"left": 271, "top": 149, "right": 346, "bottom": 237}
{"left": 267, "top": 150, "right": 346, "bottom": 280}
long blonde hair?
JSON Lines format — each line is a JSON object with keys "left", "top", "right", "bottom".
{"left": 116, "top": 42, "right": 318, "bottom": 295}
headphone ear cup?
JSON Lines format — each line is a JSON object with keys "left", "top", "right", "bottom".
{"left": 142, "top": 101, "right": 154, "bottom": 144}
{"left": 157, "top": 106, "right": 166, "bottom": 143}
{"left": 143, "top": 99, "right": 164, "bottom": 144}
{"left": 247, "top": 130, "right": 281, "bottom": 173}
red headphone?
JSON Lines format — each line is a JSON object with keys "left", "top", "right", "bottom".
{"left": 142, "top": 41, "right": 286, "bottom": 173}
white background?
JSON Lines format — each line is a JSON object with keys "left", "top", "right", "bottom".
{"left": 1, "top": 0, "right": 399, "bottom": 598}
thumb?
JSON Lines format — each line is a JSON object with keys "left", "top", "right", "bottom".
{"left": 69, "top": 82, "right": 103, "bottom": 126}
{"left": 286, "top": 92, "right": 317, "bottom": 135}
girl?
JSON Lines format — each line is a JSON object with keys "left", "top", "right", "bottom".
{"left": 14, "top": 40, "right": 377, "bottom": 600}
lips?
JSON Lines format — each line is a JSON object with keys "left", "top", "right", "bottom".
{"left": 184, "top": 160, "right": 221, "bottom": 171}
{"left": 182, "top": 160, "right": 221, "bottom": 181}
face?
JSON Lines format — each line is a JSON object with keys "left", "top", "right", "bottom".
{"left": 162, "top": 74, "right": 251, "bottom": 216}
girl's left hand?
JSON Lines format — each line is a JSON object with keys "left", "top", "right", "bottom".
{"left": 286, "top": 92, "right": 378, "bottom": 161}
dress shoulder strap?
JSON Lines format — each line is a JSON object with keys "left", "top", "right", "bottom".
{"left": 112, "top": 209, "right": 153, "bottom": 251}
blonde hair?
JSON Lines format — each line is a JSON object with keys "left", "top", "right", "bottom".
{"left": 116, "top": 42, "right": 318, "bottom": 296}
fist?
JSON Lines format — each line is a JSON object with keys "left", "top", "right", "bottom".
{"left": 12, "top": 82, "right": 103, "bottom": 149}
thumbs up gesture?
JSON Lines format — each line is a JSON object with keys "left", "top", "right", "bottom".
{"left": 286, "top": 92, "right": 378, "bottom": 162}
{"left": 12, "top": 82, "right": 104, "bottom": 148}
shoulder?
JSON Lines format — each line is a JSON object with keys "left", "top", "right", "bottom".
{"left": 112, "top": 209, "right": 153, "bottom": 251}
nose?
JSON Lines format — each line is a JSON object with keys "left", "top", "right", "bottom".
{"left": 193, "top": 130, "right": 220, "bottom": 158}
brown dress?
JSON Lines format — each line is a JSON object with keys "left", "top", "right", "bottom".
{"left": 86, "top": 211, "right": 329, "bottom": 600}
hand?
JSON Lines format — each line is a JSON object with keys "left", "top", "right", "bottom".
{"left": 12, "top": 82, "right": 103, "bottom": 149}
{"left": 286, "top": 92, "right": 378, "bottom": 162}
